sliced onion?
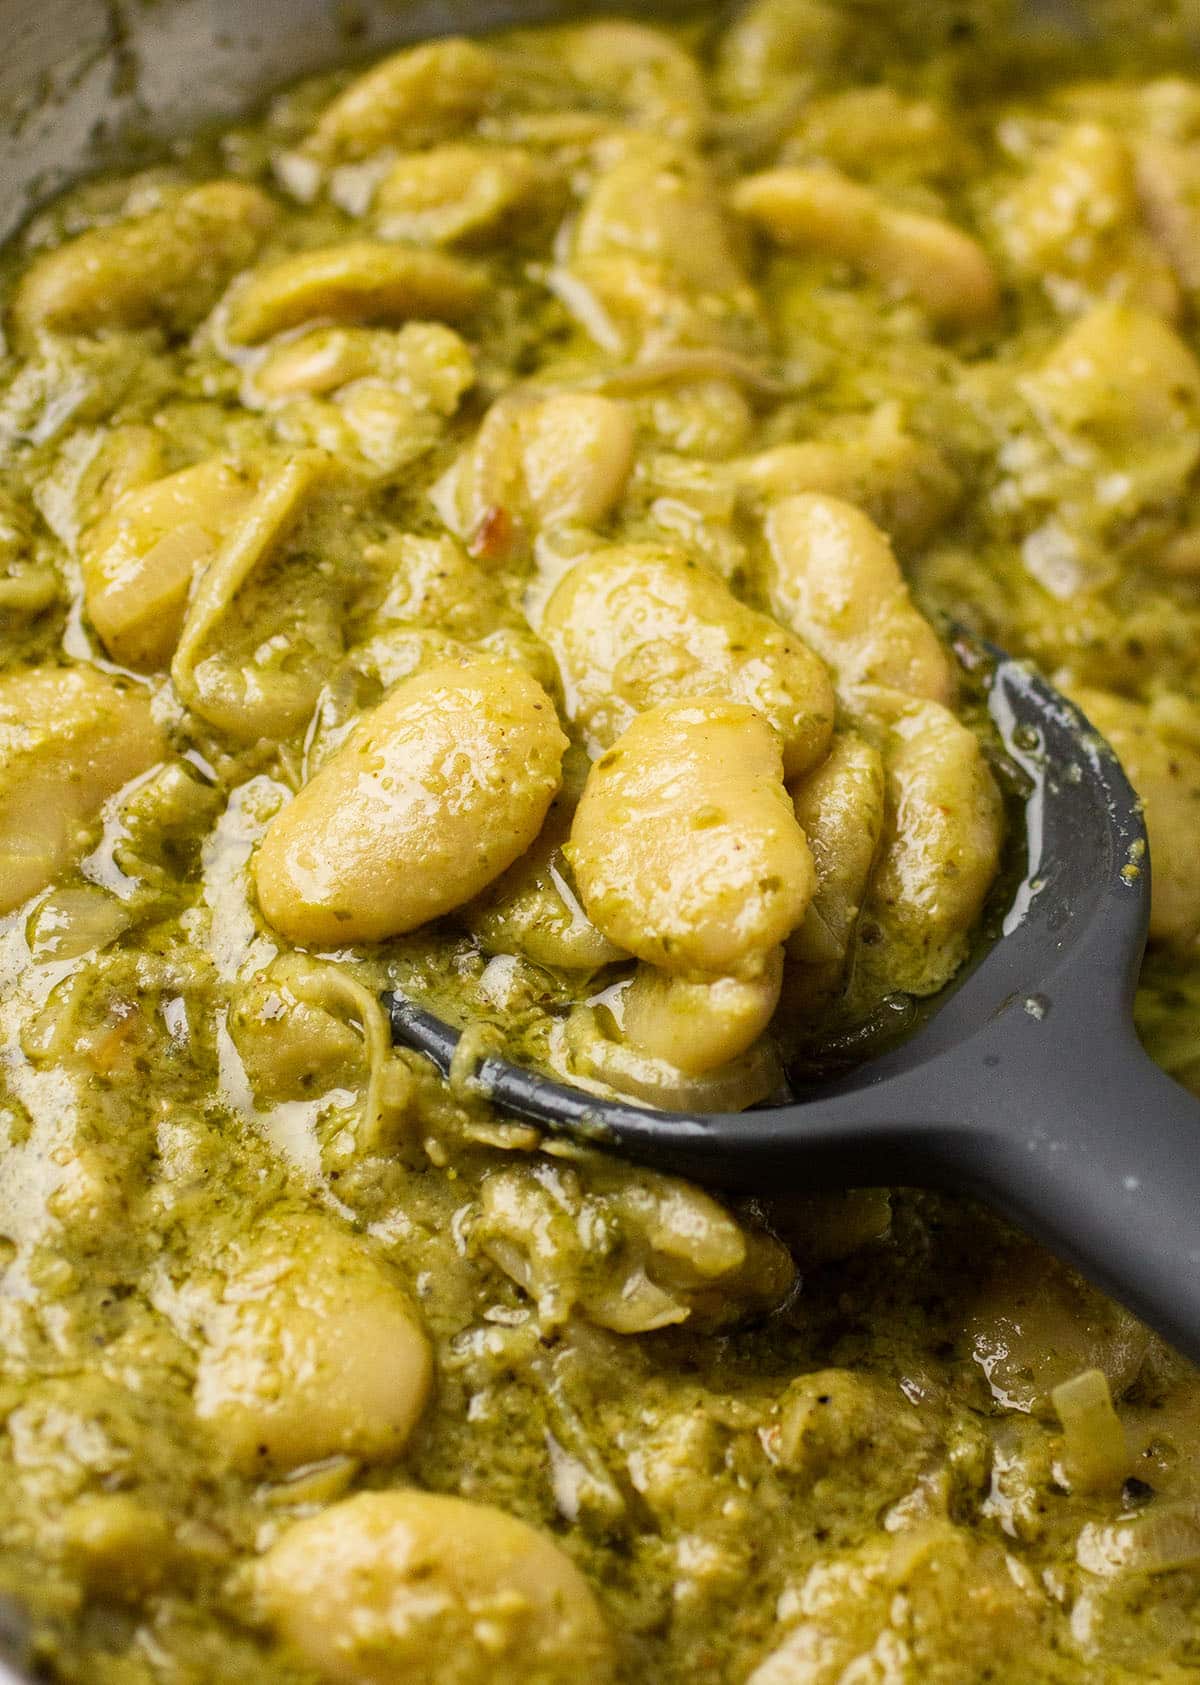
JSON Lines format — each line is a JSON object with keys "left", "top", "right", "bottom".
{"left": 27, "top": 885, "right": 130, "bottom": 961}
{"left": 1078, "top": 1504, "right": 1200, "bottom": 1578}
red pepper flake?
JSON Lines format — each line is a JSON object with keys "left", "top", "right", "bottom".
{"left": 469, "top": 504, "right": 515, "bottom": 562}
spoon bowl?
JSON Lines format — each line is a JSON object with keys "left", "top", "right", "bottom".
{"left": 387, "top": 653, "right": 1200, "bottom": 1362}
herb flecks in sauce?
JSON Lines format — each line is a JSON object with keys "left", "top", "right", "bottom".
{"left": 2, "top": 5, "right": 1200, "bottom": 1682}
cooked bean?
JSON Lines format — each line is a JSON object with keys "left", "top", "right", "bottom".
{"left": 620, "top": 948, "right": 784, "bottom": 1075}
{"left": 256, "top": 1490, "right": 614, "bottom": 1685}
{"left": 733, "top": 411, "right": 961, "bottom": 550}
{"left": 788, "top": 87, "right": 956, "bottom": 178}
{"left": 565, "top": 130, "right": 767, "bottom": 357}
{"left": 567, "top": 1008, "right": 783, "bottom": 1112}
{"left": 477, "top": 1157, "right": 791, "bottom": 1330}
{"left": 764, "top": 493, "right": 953, "bottom": 704}
{"left": 170, "top": 453, "right": 327, "bottom": 739}
{"left": 251, "top": 321, "right": 474, "bottom": 407}
{"left": 732, "top": 165, "right": 1000, "bottom": 328}
{"left": 558, "top": 21, "right": 709, "bottom": 145}
{"left": 994, "top": 123, "right": 1178, "bottom": 318}
{"left": 575, "top": 138, "right": 746, "bottom": 298}
{"left": 194, "top": 1215, "right": 430, "bottom": 1472}
{"left": 81, "top": 460, "right": 256, "bottom": 670}
{"left": 1136, "top": 133, "right": 1200, "bottom": 292}
{"left": 254, "top": 657, "right": 566, "bottom": 946}
{"left": 73, "top": 425, "right": 166, "bottom": 535}
{"left": 1072, "top": 687, "right": 1200, "bottom": 946}
{"left": 787, "top": 732, "right": 886, "bottom": 1010}
{"left": 544, "top": 543, "right": 834, "bottom": 777}
{"left": 10, "top": 182, "right": 277, "bottom": 344}
{"left": 0, "top": 666, "right": 164, "bottom": 915}
{"left": 374, "top": 144, "right": 544, "bottom": 244}
{"left": 859, "top": 693, "right": 1004, "bottom": 996}
{"left": 567, "top": 698, "right": 815, "bottom": 977}
{"left": 224, "top": 242, "right": 485, "bottom": 345}
{"left": 1031, "top": 301, "right": 1200, "bottom": 447}
{"left": 305, "top": 38, "right": 498, "bottom": 164}
{"left": 715, "top": 0, "right": 848, "bottom": 107}
{"left": 230, "top": 970, "right": 363, "bottom": 1105}
{"left": 436, "top": 392, "right": 635, "bottom": 549}
{"left": 365, "top": 532, "right": 509, "bottom": 642}
{"left": 468, "top": 787, "right": 626, "bottom": 972}
{"left": 635, "top": 375, "right": 754, "bottom": 458}
{"left": 247, "top": 322, "right": 475, "bottom": 478}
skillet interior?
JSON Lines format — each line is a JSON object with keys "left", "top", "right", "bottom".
{"left": 1, "top": 3, "right": 1198, "bottom": 1681}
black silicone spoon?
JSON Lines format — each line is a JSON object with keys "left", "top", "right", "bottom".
{"left": 386, "top": 654, "right": 1200, "bottom": 1364}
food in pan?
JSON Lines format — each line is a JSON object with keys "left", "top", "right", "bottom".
{"left": 3, "top": 4, "right": 1200, "bottom": 1681}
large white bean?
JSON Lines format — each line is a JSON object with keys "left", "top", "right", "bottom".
{"left": 786, "top": 732, "right": 886, "bottom": 1010}
{"left": 566, "top": 1010, "right": 783, "bottom": 1112}
{"left": 1072, "top": 687, "right": 1200, "bottom": 946}
{"left": 374, "top": 144, "right": 545, "bottom": 245}
{"left": 435, "top": 392, "right": 635, "bottom": 551}
{"left": 1136, "top": 133, "right": 1200, "bottom": 292}
{"left": 575, "top": 138, "right": 746, "bottom": 297}
{"left": 10, "top": 181, "right": 277, "bottom": 343}
{"left": 543, "top": 543, "right": 834, "bottom": 778}
{"left": 254, "top": 657, "right": 566, "bottom": 946}
{"left": 715, "top": 0, "right": 848, "bottom": 107}
{"left": 224, "top": 243, "right": 485, "bottom": 345}
{"left": 305, "top": 38, "right": 499, "bottom": 164}
{"left": 994, "top": 123, "right": 1178, "bottom": 318}
{"left": 557, "top": 21, "right": 709, "bottom": 144}
{"left": 256, "top": 1490, "right": 614, "bottom": 1685}
{"left": 763, "top": 494, "right": 954, "bottom": 703}
{"left": 859, "top": 693, "right": 1004, "bottom": 996}
{"left": 733, "top": 408, "right": 961, "bottom": 551}
{"left": 0, "top": 666, "right": 164, "bottom": 915}
{"left": 567, "top": 699, "right": 815, "bottom": 977}
{"left": 732, "top": 165, "right": 999, "bottom": 328}
{"left": 619, "top": 948, "right": 784, "bottom": 1075}
{"left": 1030, "top": 301, "right": 1200, "bottom": 448}
{"left": 194, "top": 1214, "right": 430, "bottom": 1473}
{"left": 468, "top": 787, "right": 626, "bottom": 972}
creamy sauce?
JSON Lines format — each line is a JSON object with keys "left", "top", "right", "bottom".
{"left": 2, "top": 6, "right": 1200, "bottom": 1682}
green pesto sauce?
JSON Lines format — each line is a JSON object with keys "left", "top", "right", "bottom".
{"left": 3, "top": 4, "right": 1200, "bottom": 1682}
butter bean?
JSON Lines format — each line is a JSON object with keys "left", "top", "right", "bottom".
{"left": 1072, "top": 687, "right": 1200, "bottom": 946}
{"left": 858, "top": 692, "right": 1004, "bottom": 996}
{"left": 225, "top": 243, "right": 485, "bottom": 346}
{"left": 764, "top": 494, "right": 954, "bottom": 703}
{"left": 194, "top": 1215, "right": 430, "bottom": 1473}
{"left": 732, "top": 165, "right": 999, "bottom": 328}
{"left": 0, "top": 666, "right": 164, "bottom": 915}
{"left": 254, "top": 657, "right": 566, "bottom": 945}
{"left": 81, "top": 460, "right": 255, "bottom": 671}
{"left": 544, "top": 543, "right": 834, "bottom": 778}
{"left": 10, "top": 181, "right": 277, "bottom": 343}
{"left": 257, "top": 1490, "right": 613, "bottom": 1685}
{"left": 306, "top": 38, "right": 498, "bottom": 164}
{"left": 620, "top": 948, "right": 784, "bottom": 1074}
{"left": 568, "top": 698, "right": 815, "bottom": 977}
{"left": 786, "top": 732, "right": 886, "bottom": 1010}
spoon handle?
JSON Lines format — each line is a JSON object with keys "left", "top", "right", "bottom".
{"left": 385, "top": 991, "right": 1200, "bottom": 1363}
{"left": 963, "top": 1024, "right": 1200, "bottom": 1367}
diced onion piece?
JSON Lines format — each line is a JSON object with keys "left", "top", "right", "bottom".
{"left": 1051, "top": 1368, "right": 1131, "bottom": 1494}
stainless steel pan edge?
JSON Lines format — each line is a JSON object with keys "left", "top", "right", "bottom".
{"left": 0, "top": 0, "right": 680, "bottom": 243}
